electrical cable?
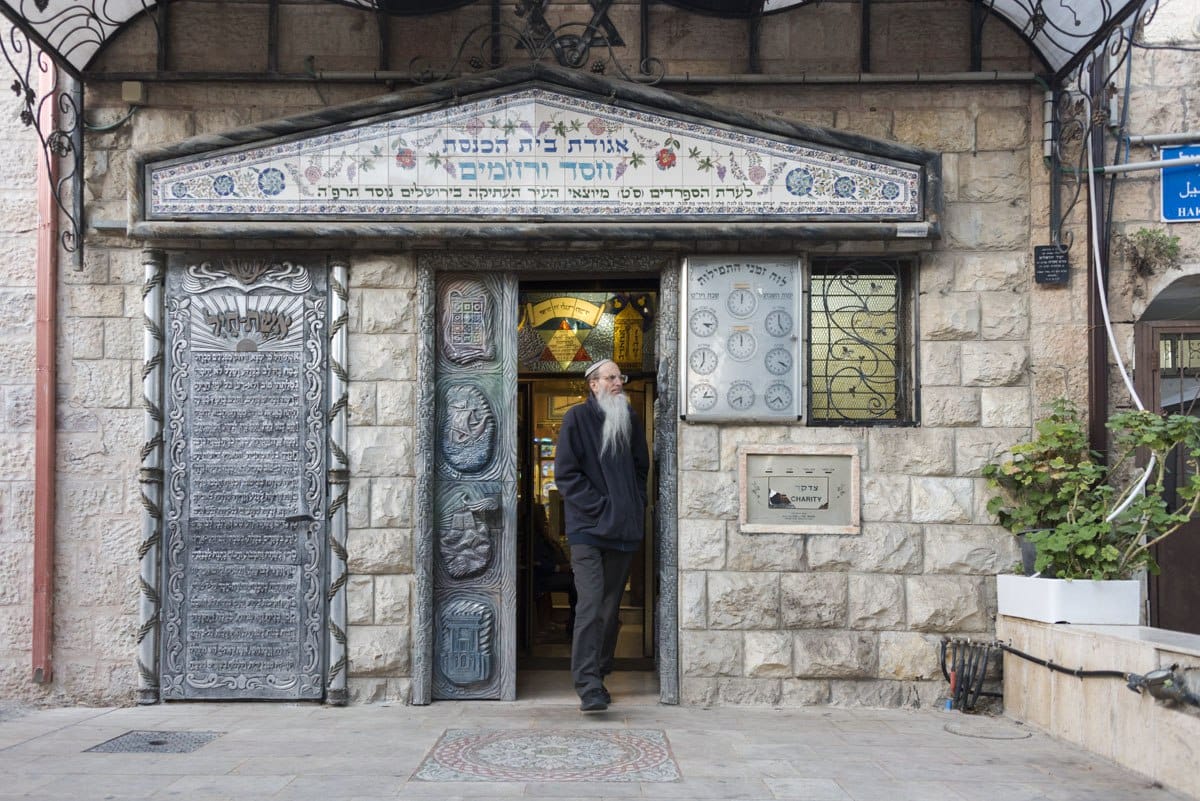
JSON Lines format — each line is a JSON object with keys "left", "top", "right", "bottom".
{"left": 83, "top": 105, "right": 139, "bottom": 132}
{"left": 940, "top": 638, "right": 1002, "bottom": 711}
{"left": 999, "top": 641, "right": 1129, "bottom": 680}
{"left": 1076, "top": 53, "right": 1160, "bottom": 522}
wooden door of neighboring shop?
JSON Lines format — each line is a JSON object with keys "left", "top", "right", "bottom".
{"left": 431, "top": 274, "right": 518, "bottom": 700}
{"left": 1135, "top": 321, "right": 1200, "bottom": 635}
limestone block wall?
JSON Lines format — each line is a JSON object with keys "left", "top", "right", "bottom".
{"left": 675, "top": 82, "right": 1071, "bottom": 707}
{"left": 0, "top": 27, "right": 40, "bottom": 699}
{"left": 342, "top": 254, "right": 417, "bottom": 704}
{"left": 0, "top": 1, "right": 1090, "bottom": 706}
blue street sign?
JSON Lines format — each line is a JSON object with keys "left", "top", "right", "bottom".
{"left": 1161, "top": 145, "right": 1200, "bottom": 223}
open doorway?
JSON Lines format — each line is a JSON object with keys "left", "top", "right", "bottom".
{"left": 515, "top": 281, "right": 658, "bottom": 679}
{"left": 1135, "top": 318, "right": 1200, "bottom": 635}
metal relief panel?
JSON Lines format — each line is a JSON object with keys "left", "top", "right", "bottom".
{"left": 162, "top": 257, "right": 327, "bottom": 700}
{"left": 432, "top": 274, "right": 517, "bottom": 700}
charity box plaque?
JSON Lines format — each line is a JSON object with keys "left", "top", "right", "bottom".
{"left": 738, "top": 444, "right": 860, "bottom": 534}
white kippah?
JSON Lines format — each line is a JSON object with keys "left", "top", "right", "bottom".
{"left": 584, "top": 359, "right": 613, "bottom": 379}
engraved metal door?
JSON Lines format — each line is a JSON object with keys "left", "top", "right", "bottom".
{"left": 431, "top": 274, "right": 518, "bottom": 700}
{"left": 160, "top": 257, "right": 328, "bottom": 700}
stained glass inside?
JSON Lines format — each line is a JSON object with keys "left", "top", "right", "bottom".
{"left": 517, "top": 290, "right": 657, "bottom": 376}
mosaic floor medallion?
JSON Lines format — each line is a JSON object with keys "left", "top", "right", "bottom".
{"left": 412, "top": 728, "right": 681, "bottom": 782}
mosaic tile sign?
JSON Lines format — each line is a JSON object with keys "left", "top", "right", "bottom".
{"left": 412, "top": 728, "right": 682, "bottom": 782}
{"left": 146, "top": 88, "right": 923, "bottom": 221}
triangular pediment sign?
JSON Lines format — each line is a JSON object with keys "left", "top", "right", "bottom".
{"left": 140, "top": 68, "right": 937, "bottom": 234}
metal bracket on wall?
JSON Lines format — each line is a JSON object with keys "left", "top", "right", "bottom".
{"left": 0, "top": 27, "right": 84, "bottom": 268}
{"left": 1047, "top": 0, "right": 1160, "bottom": 254}
{"left": 411, "top": 0, "right": 662, "bottom": 84}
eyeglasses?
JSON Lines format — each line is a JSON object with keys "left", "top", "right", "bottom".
{"left": 593, "top": 373, "right": 629, "bottom": 384}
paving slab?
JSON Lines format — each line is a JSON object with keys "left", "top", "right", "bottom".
{"left": 0, "top": 671, "right": 1192, "bottom": 801}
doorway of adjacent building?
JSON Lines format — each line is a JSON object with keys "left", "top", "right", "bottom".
{"left": 515, "top": 280, "right": 658, "bottom": 676}
{"left": 1135, "top": 318, "right": 1200, "bottom": 635}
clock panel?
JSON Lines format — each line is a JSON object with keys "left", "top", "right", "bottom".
{"left": 681, "top": 256, "right": 803, "bottom": 420}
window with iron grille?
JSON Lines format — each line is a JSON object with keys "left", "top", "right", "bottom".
{"left": 808, "top": 258, "right": 913, "bottom": 424}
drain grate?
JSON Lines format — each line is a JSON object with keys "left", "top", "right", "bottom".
{"left": 86, "top": 730, "right": 223, "bottom": 754}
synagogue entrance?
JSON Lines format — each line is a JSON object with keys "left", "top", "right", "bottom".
{"left": 418, "top": 255, "right": 677, "bottom": 704}
{"left": 515, "top": 278, "right": 658, "bottom": 675}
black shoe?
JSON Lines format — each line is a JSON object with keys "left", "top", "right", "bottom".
{"left": 599, "top": 686, "right": 611, "bottom": 705}
{"left": 579, "top": 689, "right": 608, "bottom": 712}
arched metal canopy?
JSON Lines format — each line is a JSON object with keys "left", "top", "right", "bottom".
{"left": 0, "top": 0, "right": 1148, "bottom": 82}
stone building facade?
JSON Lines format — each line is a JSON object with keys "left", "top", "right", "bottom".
{"left": 1, "top": 0, "right": 1189, "bottom": 708}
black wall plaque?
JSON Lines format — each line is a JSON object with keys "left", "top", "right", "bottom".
{"left": 1034, "top": 245, "right": 1070, "bottom": 285}
{"left": 162, "top": 259, "right": 327, "bottom": 700}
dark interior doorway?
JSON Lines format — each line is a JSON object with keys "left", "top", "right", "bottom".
{"left": 1135, "top": 319, "right": 1200, "bottom": 635}
{"left": 514, "top": 280, "right": 658, "bottom": 672}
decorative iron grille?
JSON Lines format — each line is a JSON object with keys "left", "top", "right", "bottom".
{"left": 808, "top": 258, "right": 910, "bottom": 423}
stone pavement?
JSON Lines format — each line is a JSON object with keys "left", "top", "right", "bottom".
{"left": 0, "top": 671, "right": 1190, "bottom": 801}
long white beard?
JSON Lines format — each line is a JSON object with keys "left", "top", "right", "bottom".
{"left": 597, "top": 391, "right": 632, "bottom": 458}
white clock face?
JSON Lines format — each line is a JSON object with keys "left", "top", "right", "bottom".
{"left": 764, "top": 347, "right": 793, "bottom": 375}
{"left": 726, "top": 287, "right": 758, "bottom": 318}
{"left": 764, "top": 382, "right": 793, "bottom": 411}
{"left": 726, "top": 330, "right": 757, "bottom": 361}
{"left": 689, "top": 382, "right": 718, "bottom": 411}
{"left": 764, "top": 309, "right": 793, "bottom": 337}
{"left": 689, "top": 346, "right": 718, "bottom": 375}
{"left": 726, "top": 380, "right": 756, "bottom": 410}
{"left": 689, "top": 308, "right": 719, "bottom": 337}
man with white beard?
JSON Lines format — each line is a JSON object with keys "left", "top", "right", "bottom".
{"left": 554, "top": 359, "right": 650, "bottom": 712}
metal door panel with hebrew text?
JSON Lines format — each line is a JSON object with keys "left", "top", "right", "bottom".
{"left": 161, "top": 256, "right": 327, "bottom": 699}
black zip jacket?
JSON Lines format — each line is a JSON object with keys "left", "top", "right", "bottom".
{"left": 553, "top": 394, "right": 650, "bottom": 551}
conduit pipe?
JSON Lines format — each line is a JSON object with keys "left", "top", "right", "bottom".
{"left": 32, "top": 61, "right": 59, "bottom": 684}
{"left": 1126, "top": 131, "right": 1200, "bottom": 147}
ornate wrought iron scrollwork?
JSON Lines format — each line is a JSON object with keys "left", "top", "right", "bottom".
{"left": 0, "top": 24, "right": 83, "bottom": 262}
{"left": 409, "top": 8, "right": 663, "bottom": 85}
{"left": 1047, "top": 0, "right": 1159, "bottom": 252}
{"left": 808, "top": 259, "right": 906, "bottom": 423}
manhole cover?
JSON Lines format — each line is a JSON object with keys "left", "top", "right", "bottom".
{"left": 86, "top": 730, "right": 223, "bottom": 753}
{"left": 944, "top": 719, "right": 1032, "bottom": 740}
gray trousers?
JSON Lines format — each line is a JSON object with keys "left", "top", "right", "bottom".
{"left": 569, "top": 543, "right": 635, "bottom": 696}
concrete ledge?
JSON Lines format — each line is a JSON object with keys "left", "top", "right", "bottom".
{"left": 999, "top": 615, "right": 1200, "bottom": 799}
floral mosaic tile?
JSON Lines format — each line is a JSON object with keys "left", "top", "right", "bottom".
{"left": 411, "top": 727, "right": 682, "bottom": 782}
{"left": 146, "top": 88, "right": 922, "bottom": 221}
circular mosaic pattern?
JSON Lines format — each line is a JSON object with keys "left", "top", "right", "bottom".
{"left": 833, "top": 175, "right": 857, "bottom": 197}
{"left": 212, "top": 174, "right": 235, "bottom": 196}
{"left": 257, "top": 167, "right": 286, "bottom": 196}
{"left": 170, "top": 182, "right": 189, "bottom": 199}
{"left": 784, "top": 167, "right": 814, "bottom": 196}
{"left": 415, "top": 728, "right": 681, "bottom": 782}
{"left": 882, "top": 180, "right": 901, "bottom": 199}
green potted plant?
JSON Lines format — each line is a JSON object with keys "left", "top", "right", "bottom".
{"left": 984, "top": 399, "right": 1200, "bottom": 623}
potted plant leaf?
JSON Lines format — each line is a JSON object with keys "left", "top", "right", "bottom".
{"left": 984, "top": 399, "right": 1200, "bottom": 624}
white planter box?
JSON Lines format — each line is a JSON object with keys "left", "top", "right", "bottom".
{"left": 996, "top": 574, "right": 1141, "bottom": 625}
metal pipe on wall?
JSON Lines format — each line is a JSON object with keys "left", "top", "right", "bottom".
{"left": 32, "top": 61, "right": 59, "bottom": 685}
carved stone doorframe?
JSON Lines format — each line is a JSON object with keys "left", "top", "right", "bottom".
{"left": 413, "top": 251, "right": 679, "bottom": 705}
